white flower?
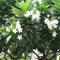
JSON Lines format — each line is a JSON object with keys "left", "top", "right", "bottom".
{"left": 47, "top": 14, "right": 50, "bottom": 17}
{"left": 44, "top": 18, "right": 59, "bottom": 30}
{"left": 33, "top": 49, "right": 39, "bottom": 54}
{"left": 24, "top": 10, "right": 33, "bottom": 17}
{"left": 32, "top": 14, "right": 37, "bottom": 20}
{"left": 13, "top": 29, "right": 17, "bottom": 34}
{"left": 6, "top": 35, "right": 12, "bottom": 43}
{"left": 35, "top": 10, "right": 40, "bottom": 20}
{"left": 16, "top": 20, "right": 23, "bottom": 33}
{"left": 44, "top": 18, "right": 53, "bottom": 30}
{"left": 24, "top": 9, "right": 40, "bottom": 21}
{"left": 31, "top": 10, "right": 40, "bottom": 21}
{"left": 6, "top": 27, "right": 9, "bottom": 32}
{"left": 17, "top": 35, "right": 22, "bottom": 40}
{"left": 44, "top": 18, "right": 50, "bottom": 24}
{"left": 29, "top": 10, "right": 34, "bottom": 15}
{"left": 51, "top": 19, "right": 59, "bottom": 28}
{"left": 33, "top": 48, "right": 43, "bottom": 56}
{"left": 18, "top": 28, "right": 22, "bottom": 33}
{"left": 52, "top": 31, "right": 57, "bottom": 37}
{"left": 16, "top": 20, "right": 20, "bottom": 25}
{"left": 24, "top": 11, "right": 30, "bottom": 17}
{"left": 7, "top": 49, "right": 11, "bottom": 54}
{"left": 56, "top": 55, "right": 60, "bottom": 60}
{"left": 52, "top": 19, "right": 59, "bottom": 24}
{"left": 12, "top": 20, "right": 22, "bottom": 33}
{"left": 48, "top": 23, "right": 53, "bottom": 30}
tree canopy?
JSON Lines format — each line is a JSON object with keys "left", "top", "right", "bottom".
{"left": 0, "top": 0, "right": 60, "bottom": 60}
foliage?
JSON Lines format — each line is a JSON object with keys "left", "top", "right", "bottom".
{"left": 0, "top": 0, "right": 60, "bottom": 60}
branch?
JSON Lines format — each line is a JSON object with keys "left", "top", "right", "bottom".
{"left": 2, "top": 50, "right": 17, "bottom": 59}
{"left": 32, "top": 50, "right": 41, "bottom": 59}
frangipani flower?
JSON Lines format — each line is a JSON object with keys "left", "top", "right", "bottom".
{"left": 24, "top": 9, "right": 40, "bottom": 21}
{"left": 52, "top": 31, "right": 57, "bottom": 37}
{"left": 12, "top": 20, "right": 23, "bottom": 33}
{"left": 17, "top": 35, "right": 22, "bottom": 40}
{"left": 44, "top": 18, "right": 59, "bottom": 30}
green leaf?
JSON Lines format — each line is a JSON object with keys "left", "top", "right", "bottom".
{"left": 16, "top": 0, "right": 29, "bottom": 13}
{"left": 1, "top": 25, "right": 5, "bottom": 31}
{"left": 37, "top": 3, "right": 47, "bottom": 12}
{"left": 12, "top": 7, "right": 23, "bottom": 16}
{"left": 51, "top": 0, "right": 60, "bottom": 13}
{"left": 37, "top": 0, "right": 49, "bottom": 12}
{"left": 52, "top": 6, "right": 60, "bottom": 13}
{"left": 52, "top": 0, "right": 60, "bottom": 7}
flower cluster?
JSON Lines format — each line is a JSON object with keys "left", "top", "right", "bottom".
{"left": 5, "top": 20, "right": 23, "bottom": 41}
{"left": 33, "top": 49, "right": 43, "bottom": 56}
{"left": 44, "top": 18, "right": 59, "bottom": 37}
{"left": 13, "top": 20, "right": 23, "bottom": 40}
{"left": 24, "top": 9, "right": 40, "bottom": 22}
{"left": 13, "top": 20, "right": 23, "bottom": 33}
{"left": 52, "top": 31, "right": 57, "bottom": 37}
{"left": 44, "top": 18, "right": 59, "bottom": 30}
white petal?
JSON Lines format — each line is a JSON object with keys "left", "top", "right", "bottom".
{"left": 6, "top": 35, "right": 12, "bottom": 43}
{"left": 17, "top": 35, "right": 22, "bottom": 40}
{"left": 6, "top": 27, "right": 9, "bottom": 32}
{"left": 52, "top": 31, "right": 57, "bottom": 37}
{"left": 13, "top": 29, "right": 17, "bottom": 34}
